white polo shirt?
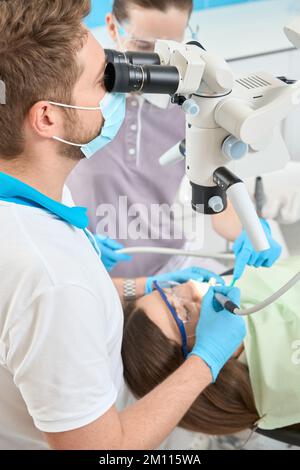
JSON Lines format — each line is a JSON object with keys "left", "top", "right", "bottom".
{"left": 0, "top": 197, "right": 124, "bottom": 449}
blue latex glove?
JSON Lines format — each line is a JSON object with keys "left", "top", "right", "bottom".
{"left": 95, "top": 235, "right": 132, "bottom": 272}
{"left": 190, "top": 285, "right": 246, "bottom": 382}
{"left": 233, "top": 219, "right": 282, "bottom": 282}
{"left": 145, "top": 266, "right": 225, "bottom": 295}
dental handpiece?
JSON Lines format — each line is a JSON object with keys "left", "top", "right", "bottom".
{"left": 214, "top": 293, "right": 240, "bottom": 314}
{"left": 214, "top": 272, "right": 300, "bottom": 316}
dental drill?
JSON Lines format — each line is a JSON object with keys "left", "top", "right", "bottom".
{"left": 215, "top": 272, "right": 300, "bottom": 316}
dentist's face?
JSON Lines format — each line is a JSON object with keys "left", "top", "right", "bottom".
{"left": 30, "top": 29, "right": 109, "bottom": 161}
{"left": 106, "top": 6, "right": 190, "bottom": 52}
{"left": 59, "top": 30, "right": 107, "bottom": 159}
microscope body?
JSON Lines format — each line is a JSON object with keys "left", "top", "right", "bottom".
{"left": 155, "top": 40, "right": 299, "bottom": 250}
{"left": 285, "top": 17, "right": 300, "bottom": 49}
{"left": 104, "top": 18, "right": 300, "bottom": 252}
{"left": 184, "top": 72, "right": 292, "bottom": 213}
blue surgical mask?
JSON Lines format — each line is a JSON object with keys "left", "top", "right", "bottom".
{"left": 50, "top": 92, "right": 126, "bottom": 159}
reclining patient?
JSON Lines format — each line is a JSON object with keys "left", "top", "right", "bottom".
{"left": 122, "top": 257, "right": 300, "bottom": 435}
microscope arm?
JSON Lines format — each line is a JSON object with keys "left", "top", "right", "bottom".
{"left": 284, "top": 17, "right": 300, "bottom": 49}
{"left": 215, "top": 80, "right": 300, "bottom": 146}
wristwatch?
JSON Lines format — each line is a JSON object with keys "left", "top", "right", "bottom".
{"left": 123, "top": 279, "right": 137, "bottom": 302}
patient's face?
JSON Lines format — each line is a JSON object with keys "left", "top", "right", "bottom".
{"left": 136, "top": 280, "right": 206, "bottom": 350}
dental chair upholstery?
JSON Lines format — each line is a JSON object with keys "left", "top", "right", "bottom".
{"left": 256, "top": 427, "right": 300, "bottom": 447}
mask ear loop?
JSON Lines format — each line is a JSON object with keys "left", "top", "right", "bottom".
{"left": 52, "top": 136, "right": 86, "bottom": 147}
{"left": 48, "top": 101, "right": 104, "bottom": 147}
{"left": 48, "top": 101, "right": 102, "bottom": 111}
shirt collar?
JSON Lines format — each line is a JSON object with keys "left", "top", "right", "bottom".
{"left": 0, "top": 172, "right": 89, "bottom": 229}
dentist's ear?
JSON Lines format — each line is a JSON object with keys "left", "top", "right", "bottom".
{"left": 27, "top": 101, "right": 62, "bottom": 139}
{"left": 106, "top": 13, "right": 118, "bottom": 43}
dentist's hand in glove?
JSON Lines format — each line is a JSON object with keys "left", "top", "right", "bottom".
{"left": 145, "top": 266, "right": 225, "bottom": 295}
{"left": 233, "top": 219, "right": 282, "bottom": 282}
{"left": 189, "top": 285, "right": 246, "bottom": 382}
{"left": 95, "top": 235, "right": 132, "bottom": 272}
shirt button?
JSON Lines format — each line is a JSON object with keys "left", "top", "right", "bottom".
{"left": 130, "top": 124, "right": 137, "bottom": 131}
{"left": 129, "top": 148, "right": 136, "bottom": 156}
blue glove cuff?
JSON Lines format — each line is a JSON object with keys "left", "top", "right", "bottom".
{"left": 145, "top": 278, "right": 153, "bottom": 295}
{"left": 260, "top": 218, "right": 271, "bottom": 235}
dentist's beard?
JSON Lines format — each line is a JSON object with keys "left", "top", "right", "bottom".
{"left": 59, "top": 108, "right": 101, "bottom": 161}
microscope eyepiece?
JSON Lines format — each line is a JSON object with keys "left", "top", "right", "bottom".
{"left": 104, "top": 62, "right": 143, "bottom": 93}
{"left": 104, "top": 61, "right": 180, "bottom": 94}
{"left": 104, "top": 49, "right": 161, "bottom": 66}
{"left": 104, "top": 48, "right": 180, "bottom": 95}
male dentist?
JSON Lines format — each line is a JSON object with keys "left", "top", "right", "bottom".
{"left": 0, "top": 0, "right": 245, "bottom": 450}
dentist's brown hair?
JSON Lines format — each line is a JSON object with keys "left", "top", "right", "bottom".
{"left": 0, "top": 0, "right": 91, "bottom": 158}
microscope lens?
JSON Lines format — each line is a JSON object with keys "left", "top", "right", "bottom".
{"left": 104, "top": 62, "right": 179, "bottom": 94}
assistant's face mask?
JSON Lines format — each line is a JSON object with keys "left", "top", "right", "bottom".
{"left": 50, "top": 92, "right": 126, "bottom": 159}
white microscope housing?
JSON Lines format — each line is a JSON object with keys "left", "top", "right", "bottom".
{"left": 157, "top": 40, "right": 300, "bottom": 251}
{"left": 285, "top": 16, "right": 300, "bottom": 49}
{"left": 104, "top": 18, "right": 300, "bottom": 252}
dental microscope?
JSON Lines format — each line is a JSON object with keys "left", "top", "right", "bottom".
{"left": 104, "top": 17, "right": 300, "bottom": 253}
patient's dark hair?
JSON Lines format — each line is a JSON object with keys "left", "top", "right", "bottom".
{"left": 122, "top": 302, "right": 260, "bottom": 435}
